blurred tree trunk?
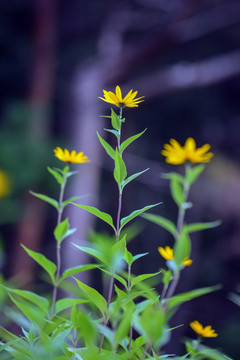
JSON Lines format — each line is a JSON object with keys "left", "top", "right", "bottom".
{"left": 11, "top": 0, "right": 56, "bottom": 284}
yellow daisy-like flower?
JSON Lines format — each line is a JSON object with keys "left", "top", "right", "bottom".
{"left": 158, "top": 246, "right": 192, "bottom": 267}
{"left": 54, "top": 147, "right": 90, "bottom": 164}
{"left": 99, "top": 85, "right": 144, "bottom": 108}
{"left": 190, "top": 320, "right": 218, "bottom": 337}
{"left": 0, "top": 170, "right": 11, "bottom": 198}
{"left": 161, "top": 137, "right": 214, "bottom": 165}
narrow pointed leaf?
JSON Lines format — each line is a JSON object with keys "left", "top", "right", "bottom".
{"left": 162, "top": 172, "right": 184, "bottom": 183}
{"left": 174, "top": 232, "right": 191, "bottom": 266}
{"left": 104, "top": 128, "right": 119, "bottom": 138}
{"left": 4, "top": 288, "right": 49, "bottom": 312}
{"left": 47, "top": 167, "right": 63, "bottom": 184}
{"left": 114, "top": 149, "right": 127, "bottom": 185}
{"left": 54, "top": 218, "right": 69, "bottom": 244}
{"left": 62, "top": 195, "right": 88, "bottom": 209}
{"left": 72, "top": 244, "right": 105, "bottom": 263}
{"left": 71, "top": 204, "right": 116, "bottom": 233}
{"left": 184, "top": 220, "right": 221, "bottom": 234}
{"left": 186, "top": 164, "right": 205, "bottom": 185}
{"left": 114, "top": 274, "right": 128, "bottom": 288}
{"left": 74, "top": 278, "right": 107, "bottom": 315}
{"left": 120, "top": 129, "right": 147, "bottom": 154}
{"left": 55, "top": 298, "right": 88, "bottom": 314}
{"left": 29, "top": 191, "right": 58, "bottom": 210}
{"left": 120, "top": 203, "right": 162, "bottom": 231}
{"left": 111, "top": 108, "right": 121, "bottom": 130}
{"left": 132, "top": 252, "right": 149, "bottom": 263}
{"left": 60, "top": 264, "right": 99, "bottom": 281}
{"left": 8, "top": 295, "right": 46, "bottom": 325}
{"left": 168, "top": 285, "right": 221, "bottom": 310}
{"left": 141, "top": 213, "right": 177, "bottom": 237}
{"left": 170, "top": 179, "right": 185, "bottom": 206}
{"left": 21, "top": 245, "right": 56, "bottom": 284}
{"left": 97, "top": 132, "right": 115, "bottom": 160}
{"left": 131, "top": 271, "right": 161, "bottom": 287}
{"left": 121, "top": 168, "right": 149, "bottom": 189}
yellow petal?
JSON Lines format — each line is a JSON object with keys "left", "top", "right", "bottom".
{"left": 182, "top": 258, "right": 192, "bottom": 266}
{"left": 115, "top": 86, "right": 123, "bottom": 101}
{"left": 184, "top": 137, "right": 196, "bottom": 151}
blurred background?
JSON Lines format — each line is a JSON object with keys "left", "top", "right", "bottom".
{"left": 1, "top": 0, "right": 240, "bottom": 357}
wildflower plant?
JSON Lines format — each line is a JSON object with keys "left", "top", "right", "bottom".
{"left": 0, "top": 86, "right": 234, "bottom": 360}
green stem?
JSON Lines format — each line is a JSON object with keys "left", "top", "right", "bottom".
{"left": 163, "top": 164, "right": 190, "bottom": 309}
{"left": 127, "top": 263, "right": 133, "bottom": 350}
{"left": 99, "top": 108, "right": 124, "bottom": 353}
{"left": 51, "top": 173, "right": 67, "bottom": 317}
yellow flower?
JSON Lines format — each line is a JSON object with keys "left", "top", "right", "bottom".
{"left": 99, "top": 85, "right": 144, "bottom": 108}
{"left": 161, "top": 137, "right": 214, "bottom": 165}
{"left": 190, "top": 320, "right": 218, "bottom": 337}
{"left": 54, "top": 147, "right": 90, "bottom": 164}
{"left": 0, "top": 170, "right": 11, "bottom": 198}
{"left": 158, "top": 246, "right": 192, "bottom": 267}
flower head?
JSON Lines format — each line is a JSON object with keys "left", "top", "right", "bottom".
{"left": 54, "top": 147, "right": 90, "bottom": 164}
{"left": 158, "top": 246, "right": 192, "bottom": 267}
{"left": 190, "top": 320, "right": 218, "bottom": 337}
{"left": 162, "top": 137, "right": 214, "bottom": 165}
{"left": 0, "top": 170, "right": 11, "bottom": 198}
{"left": 99, "top": 86, "right": 144, "bottom": 108}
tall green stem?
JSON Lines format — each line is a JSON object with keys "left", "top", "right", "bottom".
{"left": 51, "top": 173, "right": 67, "bottom": 316}
{"left": 99, "top": 108, "right": 124, "bottom": 353}
{"left": 163, "top": 164, "right": 190, "bottom": 308}
{"left": 127, "top": 263, "right": 133, "bottom": 350}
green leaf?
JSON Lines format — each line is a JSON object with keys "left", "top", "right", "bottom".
{"left": 60, "top": 264, "right": 98, "bottom": 281}
{"left": 74, "top": 278, "right": 107, "bottom": 315}
{"left": 110, "top": 237, "right": 126, "bottom": 272}
{"left": 197, "top": 344, "right": 234, "bottom": 360}
{"left": 124, "top": 249, "right": 133, "bottom": 265}
{"left": 97, "top": 132, "right": 115, "bottom": 160}
{"left": 170, "top": 179, "right": 185, "bottom": 206}
{"left": 120, "top": 203, "right": 162, "bottom": 231}
{"left": 114, "top": 274, "right": 128, "bottom": 289}
{"left": 131, "top": 271, "right": 161, "bottom": 287}
{"left": 4, "top": 287, "right": 49, "bottom": 312}
{"left": 132, "top": 252, "right": 149, "bottom": 263}
{"left": 71, "top": 307, "right": 97, "bottom": 343}
{"left": 54, "top": 218, "right": 69, "bottom": 244}
{"left": 113, "top": 149, "right": 127, "bottom": 186}
{"left": 136, "top": 305, "right": 165, "bottom": 346}
{"left": 71, "top": 204, "right": 116, "bottom": 233}
{"left": 8, "top": 295, "right": 46, "bottom": 326}
{"left": 114, "top": 308, "right": 133, "bottom": 344}
{"left": 184, "top": 220, "right": 221, "bottom": 234}
{"left": 141, "top": 213, "right": 177, "bottom": 238}
{"left": 161, "top": 269, "right": 172, "bottom": 285}
{"left": 168, "top": 285, "right": 221, "bottom": 310}
{"left": 121, "top": 168, "right": 149, "bottom": 189}
{"left": 186, "top": 164, "right": 205, "bottom": 185}
{"left": 47, "top": 167, "right": 64, "bottom": 184}
{"left": 111, "top": 108, "right": 121, "bottom": 130}
{"left": 72, "top": 244, "right": 105, "bottom": 263}
{"left": 120, "top": 129, "right": 147, "bottom": 154}
{"left": 162, "top": 172, "right": 184, "bottom": 183}
{"left": 55, "top": 298, "right": 88, "bottom": 314}
{"left": 104, "top": 128, "right": 119, "bottom": 138}
{"left": 29, "top": 191, "right": 58, "bottom": 210}
{"left": 21, "top": 245, "right": 56, "bottom": 285}
{"left": 62, "top": 195, "right": 88, "bottom": 209}
{"left": 174, "top": 232, "right": 191, "bottom": 267}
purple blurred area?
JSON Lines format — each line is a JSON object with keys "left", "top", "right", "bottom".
{"left": 1, "top": 0, "right": 240, "bottom": 357}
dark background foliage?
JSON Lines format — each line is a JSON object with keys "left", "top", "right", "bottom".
{"left": 1, "top": 0, "right": 240, "bottom": 357}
